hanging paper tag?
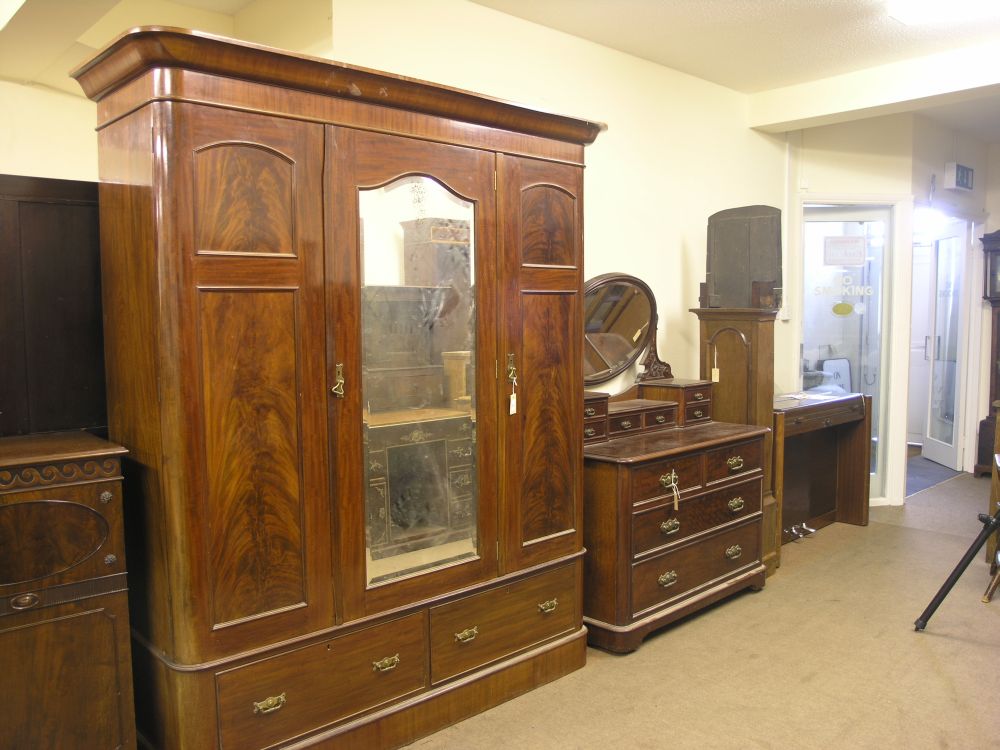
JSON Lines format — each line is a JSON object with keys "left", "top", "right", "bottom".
{"left": 509, "top": 392, "right": 517, "bottom": 415}
{"left": 711, "top": 367, "right": 720, "bottom": 382}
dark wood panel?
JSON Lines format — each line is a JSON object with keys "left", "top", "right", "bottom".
{"left": 519, "top": 292, "right": 576, "bottom": 542}
{"left": 20, "top": 201, "right": 106, "bottom": 432}
{"left": 200, "top": 289, "right": 306, "bottom": 626}
{"left": 194, "top": 142, "right": 295, "bottom": 255}
{"left": 0, "top": 595, "right": 134, "bottom": 749}
{"left": 0, "top": 198, "right": 27, "bottom": 435}
{"left": 499, "top": 155, "right": 583, "bottom": 573}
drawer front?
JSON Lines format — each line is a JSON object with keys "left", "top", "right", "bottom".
{"left": 631, "top": 521, "right": 761, "bottom": 617}
{"left": 784, "top": 401, "right": 864, "bottom": 436}
{"left": 631, "top": 453, "right": 703, "bottom": 505}
{"left": 583, "top": 419, "right": 608, "bottom": 444}
{"left": 608, "top": 410, "right": 643, "bottom": 437}
{"left": 683, "top": 401, "right": 711, "bottom": 424}
{"left": 0, "top": 480, "right": 125, "bottom": 593}
{"left": 632, "top": 477, "right": 762, "bottom": 557}
{"left": 705, "top": 438, "right": 762, "bottom": 484}
{"left": 643, "top": 405, "right": 677, "bottom": 431}
{"left": 430, "top": 564, "right": 576, "bottom": 684}
{"left": 216, "top": 612, "right": 427, "bottom": 750}
{"left": 684, "top": 385, "right": 712, "bottom": 405}
{"left": 583, "top": 399, "right": 608, "bottom": 420}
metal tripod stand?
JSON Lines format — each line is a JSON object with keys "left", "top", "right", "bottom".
{"left": 914, "top": 505, "right": 1000, "bottom": 631}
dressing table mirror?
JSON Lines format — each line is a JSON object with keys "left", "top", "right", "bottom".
{"left": 583, "top": 272, "right": 670, "bottom": 385}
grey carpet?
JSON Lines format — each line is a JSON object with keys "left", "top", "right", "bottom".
{"left": 408, "top": 473, "right": 1000, "bottom": 749}
{"left": 907, "top": 455, "right": 961, "bottom": 496}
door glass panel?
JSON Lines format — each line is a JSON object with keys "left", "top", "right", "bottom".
{"left": 359, "top": 176, "right": 477, "bottom": 586}
{"left": 802, "top": 206, "right": 889, "bottom": 496}
{"left": 928, "top": 235, "right": 963, "bottom": 446}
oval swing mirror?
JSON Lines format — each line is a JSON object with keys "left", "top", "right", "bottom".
{"left": 583, "top": 273, "right": 658, "bottom": 384}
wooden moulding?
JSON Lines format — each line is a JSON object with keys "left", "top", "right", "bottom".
{"left": 71, "top": 26, "right": 607, "bottom": 146}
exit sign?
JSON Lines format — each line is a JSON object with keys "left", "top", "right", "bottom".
{"left": 945, "top": 162, "right": 974, "bottom": 192}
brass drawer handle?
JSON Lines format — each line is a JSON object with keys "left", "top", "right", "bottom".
{"left": 725, "top": 544, "right": 743, "bottom": 560}
{"left": 104, "top": 554, "right": 118, "bottom": 566}
{"left": 728, "top": 497, "right": 745, "bottom": 513}
{"left": 253, "top": 693, "right": 286, "bottom": 715}
{"left": 450, "top": 447, "right": 473, "bottom": 459}
{"left": 659, "top": 469, "right": 680, "bottom": 511}
{"left": 658, "top": 570, "right": 678, "bottom": 588}
{"left": 99, "top": 490, "right": 113, "bottom": 504}
{"left": 11, "top": 593, "right": 40, "bottom": 610}
{"left": 455, "top": 626, "right": 479, "bottom": 643}
{"left": 584, "top": 407, "right": 597, "bottom": 417}
{"left": 693, "top": 409, "right": 704, "bottom": 418}
{"left": 538, "top": 598, "right": 558, "bottom": 614}
{"left": 372, "top": 653, "right": 400, "bottom": 672}
{"left": 727, "top": 456, "right": 744, "bottom": 471}
{"left": 620, "top": 419, "right": 633, "bottom": 429}
{"left": 693, "top": 392, "right": 705, "bottom": 400}
{"left": 584, "top": 427, "right": 596, "bottom": 438}
{"left": 655, "top": 415, "right": 667, "bottom": 424}
{"left": 660, "top": 518, "right": 681, "bottom": 535}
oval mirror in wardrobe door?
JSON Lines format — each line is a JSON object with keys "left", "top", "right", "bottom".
{"left": 583, "top": 273, "right": 657, "bottom": 384}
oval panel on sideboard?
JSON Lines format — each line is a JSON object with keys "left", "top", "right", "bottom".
{"left": 0, "top": 500, "right": 108, "bottom": 586}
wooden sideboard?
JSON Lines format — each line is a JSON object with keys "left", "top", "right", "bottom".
{"left": 772, "top": 393, "right": 871, "bottom": 565}
{"left": 0, "top": 431, "right": 135, "bottom": 748}
{"left": 583, "top": 417, "right": 768, "bottom": 652}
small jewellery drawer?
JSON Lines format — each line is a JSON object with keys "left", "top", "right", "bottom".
{"left": 632, "top": 477, "right": 762, "bottom": 557}
{"left": 643, "top": 405, "right": 677, "bottom": 431}
{"left": 583, "top": 419, "right": 608, "bottom": 444}
{"left": 582, "top": 395, "right": 609, "bottom": 420}
{"left": 705, "top": 438, "right": 762, "bottom": 484}
{"left": 631, "top": 453, "right": 703, "bottom": 505}
{"left": 608, "top": 410, "right": 644, "bottom": 437}
{"left": 683, "top": 401, "right": 711, "bottom": 424}
{"left": 216, "top": 612, "right": 427, "bottom": 750}
{"left": 429, "top": 563, "right": 576, "bottom": 684}
{"left": 631, "top": 521, "right": 761, "bottom": 617}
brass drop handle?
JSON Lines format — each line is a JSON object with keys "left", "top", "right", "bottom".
{"left": 727, "top": 456, "right": 744, "bottom": 471}
{"left": 455, "top": 626, "right": 479, "bottom": 643}
{"left": 331, "top": 363, "right": 345, "bottom": 398}
{"left": 658, "top": 570, "right": 678, "bottom": 588}
{"left": 693, "top": 409, "right": 704, "bottom": 418}
{"left": 372, "top": 654, "right": 400, "bottom": 672}
{"left": 620, "top": 419, "right": 633, "bottom": 429}
{"left": 655, "top": 415, "right": 667, "bottom": 424}
{"left": 584, "top": 407, "right": 597, "bottom": 417}
{"left": 660, "top": 518, "right": 681, "bottom": 535}
{"left": 728, "top": 497, "right": 745, "bottom": 513}
{"left": 659, "top": 469, "right": 680, "bottom": 511}
{"left": 538, "top": 598, "right": 558, "bottom": 614}
{"left": 584, "top": 427, "right": 596, "bottom": 438}
{"left": 725, "top": 544, "right": 743, "bottom": 560}
{"left": 693, "top": 392, "right": 705, "bottom": 400}
{"left": 253, "top": 692, "right": 286, "bottom": 715}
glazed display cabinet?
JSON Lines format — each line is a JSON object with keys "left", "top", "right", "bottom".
{"left": 72, "top": 27, "right": 603, "bottom": 749}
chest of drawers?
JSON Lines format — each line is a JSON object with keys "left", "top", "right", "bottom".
{"left": 583, "top": 421, "right": 768, "bottom": 652}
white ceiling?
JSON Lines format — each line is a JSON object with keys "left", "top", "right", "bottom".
{"left": 4, "top": 0, "right": 1000, "bottom": 142}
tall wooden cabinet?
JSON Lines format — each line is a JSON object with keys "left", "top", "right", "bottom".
{"left": 73, "top": 27, "right": 602, "bottom": 749}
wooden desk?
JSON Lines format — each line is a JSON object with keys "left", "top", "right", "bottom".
{"left": 770, "top": 393, "right": 871, "bottom": 571}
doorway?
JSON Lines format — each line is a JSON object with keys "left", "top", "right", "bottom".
{"left": 801, "top": 204, "right": 891, "bottom": 497}
{"left": 906, "top": 207, "right": 974, "bottom": 489}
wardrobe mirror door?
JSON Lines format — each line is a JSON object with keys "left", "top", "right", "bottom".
{"left": 358, "top": 176, "right": 478, "bottom": 586}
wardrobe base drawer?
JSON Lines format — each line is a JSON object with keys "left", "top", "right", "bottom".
{"left": 430, "top": 563, "right": 577, "bottom": 684}
{"left": 216, "top": 612, "right": 427, "bottom": 750}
